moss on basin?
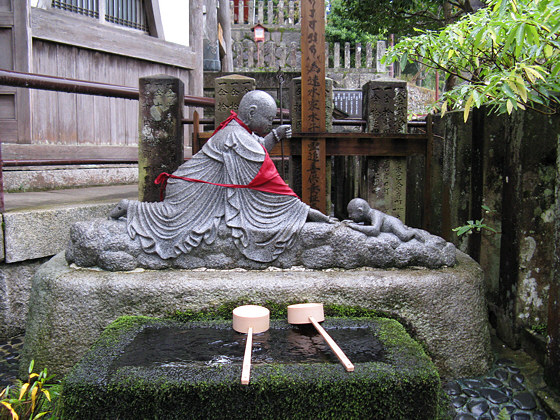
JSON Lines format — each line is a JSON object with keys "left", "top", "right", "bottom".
{"left": 61, "top": 315, "right": 442, "bottom": 419}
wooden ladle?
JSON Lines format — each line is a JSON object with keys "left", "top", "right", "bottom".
{"left": 287, "top": 303, "right": 354, "bottom": 372}
{"left": 232, "top": 305, "right": 270, "bottom": 385}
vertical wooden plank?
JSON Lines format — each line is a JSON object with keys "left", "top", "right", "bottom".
{"left": 109, "top": 54, "right": 126, "bottom": 145}
{"left": 75, "top": 48, "right": 95, "bottom": 144}
{"left": 301, "top": 0, "right": 326, "bottom": 213}
{"left": 38, "top": 41, "right": 60, "bottom": 143}
{"left": 92, "top": 51, "right": 112, "bottom": 144}
{"left": 56, "top": 44, "right": 78, "bottom": 144}
{"left": 14, "top": 0, "right": 32, "bottom": 143}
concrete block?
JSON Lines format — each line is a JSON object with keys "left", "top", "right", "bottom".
{"left": 0, "top": 259, "right": 46, "bottom": 339}
{"left": 3, "top": 203, "right": 115, "bottom": 263}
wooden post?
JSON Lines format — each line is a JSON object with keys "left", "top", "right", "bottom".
{"left": 300, "top": 0, "right": 326, "bottom": 213}
{"left": 138, "top": 75, "right": 184, "bottom": 202}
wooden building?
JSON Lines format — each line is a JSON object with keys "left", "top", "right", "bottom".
{"left": 1, "top": 0, "right": 205, "bottom": 162}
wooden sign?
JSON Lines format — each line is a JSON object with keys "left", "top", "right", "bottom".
{"left": 300, "top": 0, "right": 326, "bottom": 213}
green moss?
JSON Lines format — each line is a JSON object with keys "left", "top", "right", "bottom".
{"left": 61, "top": 316, "right": 442, "bottom": 419}
{"left": 168, "top": 302, "right": 391, "bottom": 322}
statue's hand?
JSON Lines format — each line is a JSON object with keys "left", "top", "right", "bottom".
{"left": 275, "top": 125, "right": 292, "bottom": 141}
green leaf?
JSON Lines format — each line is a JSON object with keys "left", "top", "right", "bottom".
{"left": 464, "top": 93, "right": 474, "bottom": 122}
{"left": 507, "top": 99, "right": 514, "bottom": 113}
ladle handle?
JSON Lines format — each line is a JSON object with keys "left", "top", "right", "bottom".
{"left": 241, "top": 327, "right": 253, "bottom": 385}
{"left": 309, "top": 316, "right": 355, "bottom": 372}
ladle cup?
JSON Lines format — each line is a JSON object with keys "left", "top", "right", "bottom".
{"left": 287, "top": 303, "right": 354, "bottom": 372}
{"left": 232, "top": 305, "right": 270, "bottom": 385}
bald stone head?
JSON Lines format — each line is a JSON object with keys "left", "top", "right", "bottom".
{"left": 238, "top": 90, "right": 277, "bottom": 136}
{"left": 347, "top": 198, "right": 371, "bottom": 223}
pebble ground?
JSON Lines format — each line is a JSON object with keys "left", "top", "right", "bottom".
{"left": 1, "top": 333, "right": 559, "bottom": 419}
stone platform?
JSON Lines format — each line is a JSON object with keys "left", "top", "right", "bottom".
{"left": 21, "top": 251, "right": 492, "bottom": 379}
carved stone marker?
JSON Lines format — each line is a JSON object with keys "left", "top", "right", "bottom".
{"left": 362, "top": 80, "right": 408, "bottom": 221}
{"left": 214, "top": 74, "right": 256, "bottom": 124}
{"left": 138, "top": 75, "right": 184, "bottom": 202}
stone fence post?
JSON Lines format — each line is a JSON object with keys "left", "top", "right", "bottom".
{"left": 138, "top": 74, "right": 184, "bottom": 202}
{"left": 214, "top": 74, "right": 256, "bottom": 124}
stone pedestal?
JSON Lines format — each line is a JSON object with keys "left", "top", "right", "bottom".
{"left": 362, "top": 80, "right": 408, "bottom": 221}
{"left": 138, "top": 75, "right": 184, "bottom": 202}
{"left": 214, "top": 74, "right": 255, "bottom": 124}
{"left": 22, "top": 252, "right": 491, "bottom": 380}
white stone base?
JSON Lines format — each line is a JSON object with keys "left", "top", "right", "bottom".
{"left": 21, "top": 251, "right": 492, "bottom": 379}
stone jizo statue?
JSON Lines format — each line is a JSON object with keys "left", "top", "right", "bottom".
{"left": 346, "top": 198, "right": 425, "bottom": 243}
{"left": 111, "top": 90, "right": 334, "bottom": 263}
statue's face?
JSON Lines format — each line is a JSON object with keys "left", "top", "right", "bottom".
{"left": 248, "top": 103, "right": 276, "bottom": 136}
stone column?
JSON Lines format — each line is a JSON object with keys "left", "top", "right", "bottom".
{"left": 362, "top": 79, "right": 408, "bottom": 221}
{"left": 138, "top": 75, "right": 184, "bottom": 202}
{"left": 203, "top": 0, "right": 221, "bottom": 71}
{"left": 289, "top": 77, "right": 333, "bottom": 198}
{"left": 214, "top": 74, "right": 256, "bottom": 125}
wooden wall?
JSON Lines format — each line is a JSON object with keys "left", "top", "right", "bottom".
{"left": 2, "top": 5, "right": 200, "bottom": 160}
{"left": 31, "top": 39, "right": 192, "bottom": 148}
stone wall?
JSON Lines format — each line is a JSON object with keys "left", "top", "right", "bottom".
{"left": 430, "top": 108, "right": 559, "bottom": 350}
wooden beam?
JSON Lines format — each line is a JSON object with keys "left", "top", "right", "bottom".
{"left": 300, "top": 0, "right": 326, "bottom": 213}
{"left": 30, "top": 7, "right": 196, "bottom": 69}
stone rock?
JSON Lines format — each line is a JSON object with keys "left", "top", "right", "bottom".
{"left": 513, "top": 392, "right": 537, "bottom": 411}
{"left": 495, "top": 368, "right": 509, "bottom": 381}
{"left": 66, "top": 218, "right": 456, "bottom": 271}
{"left": 452, "top": 396, "right": 467, "bottom": 408}
{"left": 479, "top": 388, "right": 509, "bottom": 404}
{"left": 467, "top": 399, "right": 489, "bottom": 416}
{"left": 444, "top": 381, "right": 463, "bottom": 396}
{"left": 454, "top": 414, "right": 476, "bottom": 420}
{"left": 485, "top": 378, "right": 503, "bottom": 388}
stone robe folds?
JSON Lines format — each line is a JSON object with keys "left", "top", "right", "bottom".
{"left": 126, "top": 121, "right": 310, "bottom": 262}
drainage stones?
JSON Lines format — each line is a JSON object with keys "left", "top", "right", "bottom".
{"left": 445, "top": 359, "right": 548, "bottom": 419}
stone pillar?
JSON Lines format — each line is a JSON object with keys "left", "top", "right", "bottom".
{"left": 138, "top": 75, "right": 184, "bottom": 202}
{"left": 214, "top": 74, "right": 256, "bottom": 125}
{"left": 376, "top": 41, "right": 387, "bottom": 74}
{"left": 289, "top": 77, "right": 333, "bottom": 198}
{"left": 362, "top": 80, "right": 408, "bottom": 221}
{"left": 203, "top": 0, "right": 221, "bottom": 71}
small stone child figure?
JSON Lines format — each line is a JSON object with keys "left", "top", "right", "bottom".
{"left": 346, "top": 198, "right": 425, "bottom": 243}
